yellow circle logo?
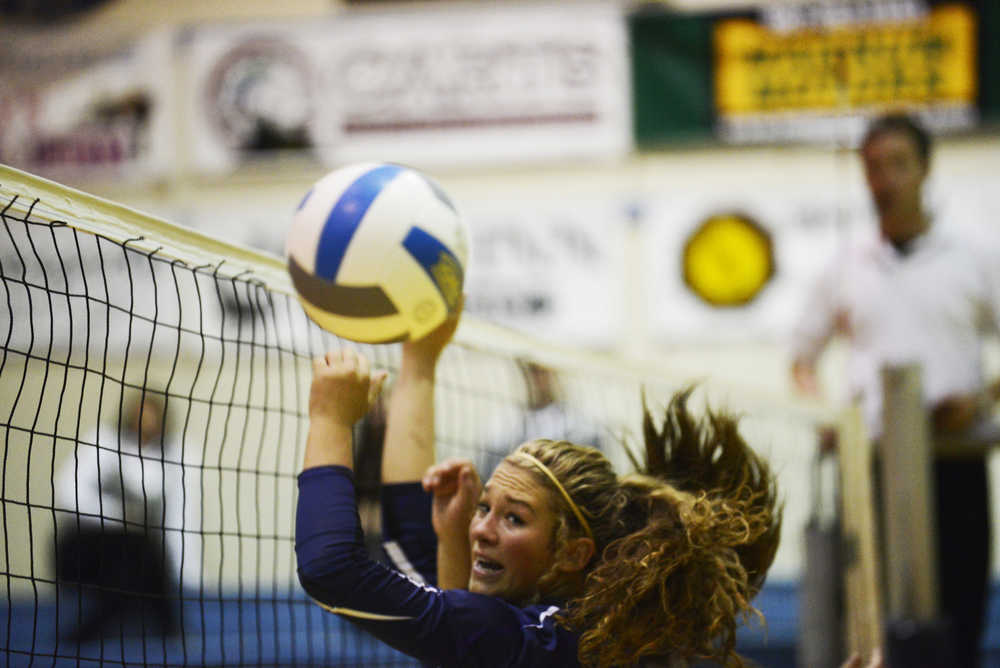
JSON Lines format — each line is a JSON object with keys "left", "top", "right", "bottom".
{"left": 682, "top": 213, "right": 774, "bottom": 307}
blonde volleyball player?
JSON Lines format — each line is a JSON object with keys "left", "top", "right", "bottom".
{"left": 295, "top": 305, "right": 781, "bottom": 667}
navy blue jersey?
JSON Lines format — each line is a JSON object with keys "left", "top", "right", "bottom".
{"left": 378, "top": 478, "right": 438, "bottom": 588}
{"left": 295, "top": 466, "right": 582, "bottom": 668}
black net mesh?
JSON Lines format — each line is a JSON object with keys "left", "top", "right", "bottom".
{"left": 0, "top": 170, "right": 661, "bottom": 667}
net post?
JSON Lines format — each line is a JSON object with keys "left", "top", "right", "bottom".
{"left": 879, "top": 364, "right": 939, "bottom": 619}
{"left": 837, "top": 403, "right": 882, "bottom": 657}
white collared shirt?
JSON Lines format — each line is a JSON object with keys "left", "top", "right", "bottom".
{"left": 792, "top": 217, "right": 1000, "bottom": 437}
{"left": 54, "top": 425, "right": 203, "bottom": 585}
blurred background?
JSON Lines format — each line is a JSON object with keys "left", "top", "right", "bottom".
{"left": 2, "top": 0, "right": 999, "bottom": 664}
{"left": 2, "top": 0, "right": 997, "bottom": 378}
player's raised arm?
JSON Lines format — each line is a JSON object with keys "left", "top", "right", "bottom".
{"left": 422, "top": 457, "right": 481, "bottom": 589}
{"left": 380, "top": 300, "right": 476, "bottom": 588}
{"left": 303, "top": 348, "right": 386, "bottom": 471}
{"left": 382, "top": 299, "right": 462, "bottom": 484}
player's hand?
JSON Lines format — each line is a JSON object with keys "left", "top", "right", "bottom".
{"left": 840, "top": 649, "right": 883, "bottom": 668}
{"left": 309, "top": 348, "right": 388, "bottom": 428}
{"left": 791, "top": 359, "right": 822, "bottom": 397}
{"left": 989, "top": 378, "right": 1000, "bottom": 404}
{"left": 403, "top": 295, "right": 464, "bottom": 366}
{"left": 423, "top": 458, "right": 481, "bottom": 543}
{"left": 817, "top": 425, "right": 839, "bottom": 455}
{"left": 932, "top": 393, "right": 979, "bottom": 433}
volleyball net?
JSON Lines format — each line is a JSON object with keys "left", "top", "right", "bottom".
{"left": 0, "top": 164, "right": 828, "bottom": 667}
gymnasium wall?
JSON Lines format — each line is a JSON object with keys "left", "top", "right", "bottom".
{"left": 3, "top": 0, "right": 1000, "bottom": 584}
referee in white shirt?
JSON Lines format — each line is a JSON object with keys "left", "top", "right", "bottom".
{"left": 791, "top": 113, "right": 1000, "bottom": 667}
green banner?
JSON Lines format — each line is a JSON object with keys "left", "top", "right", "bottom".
{"left": 630, "top": 1, "right": 998, "bottom": 146}
{"left": 630, "top": 8, "right": 719, "bottom": 146}
{"left": 980, "top": 1, "right": 1000, "bottom": 122}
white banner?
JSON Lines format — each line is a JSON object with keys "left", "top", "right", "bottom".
{"left": 181, "top": 21, "right": 321, "bottom": 174}
{"left": 183, "top": 3, "right": 630, "bottom": 172}
{"left": 157, "top": 190, "right": 628, "bottom": 348}
{"left": 462, "top": 197, "right": 628, "bottom": 348}
{"left": 640, "top": 151, "right": 1000, "bottom": 344}
{"left": 641, "top": 171, "right": 868, "bottom": 344}
{"left": 0, "top": 30, "right": 173, "bottom": 184}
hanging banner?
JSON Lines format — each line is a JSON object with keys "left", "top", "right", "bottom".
{"left": 0, "top": 30, "right": 173, "bottom": 183}
{"left": 461, "top": 197, "right": 628, "bottom": 348}
{"left": 184, "top": 3, "right": 630, "bottom": 173}
{"left": 631, "top": 0, "right": 991, "bottom": 147}
{"left": 640, "top": 145, "right": 1000, "bottom": 344}
{"left": 716, "top": 2, "right": 978, "bottom": 143}
{"left": 717, "top": 5, "right": 976, "bottom": 114}
{"left": 642, "top": 184, "right": 857, "bottom": 344}
{"left": 183, "top": 22, "right": 319, "bottom": 173}
{"left": 159, "top": 189, "right": 627, "bottom": 347}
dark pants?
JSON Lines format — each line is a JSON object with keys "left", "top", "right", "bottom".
{"left": 935, "top": 458, "right": 991, "bottom": 668}
{"left": 56, "top": 528, "right": 176, "bottom": 641}
{"left": 875, "top": 456, "right": 991, "bottom": 667}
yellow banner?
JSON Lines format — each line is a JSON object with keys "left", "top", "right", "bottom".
{"left": 715, "top": 4, "right": 977, "bottom": 115}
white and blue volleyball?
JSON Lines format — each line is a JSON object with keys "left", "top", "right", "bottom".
{"left": 286, "top": 163, "right": 469, "bottom": 343}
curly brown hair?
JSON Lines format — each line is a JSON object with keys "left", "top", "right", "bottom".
{"left": 505, "top": 390, "right": 782, "bottom": 667}
{"left": 637, "top": 389, "right": 782, "bottom": 597}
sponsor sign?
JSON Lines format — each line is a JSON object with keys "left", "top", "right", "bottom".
{"left": 642, "top": 167, "right": 868, "bottom": 344}
{"left": 681, "top": 213, "right": 774, "bottom": 307}
{"left": 0, "top": 31, "right": 173, "bottom": 183}
{"left": 642, "top": 143, "right": 1000, "bottom": 344}
{"left": 186, "top": 25, "right": 317, "bottom": 172}
{"left": 714, "top": 2, "right": 978, "bottom": 143}
{"left": 462, "top": 197, "right": 628, "bottom": 347}
{"left": 185, "top": 3, "right": 630, "bottom": 172}
{"left": 159, "top": 190, "right": 627, "bottom": 347}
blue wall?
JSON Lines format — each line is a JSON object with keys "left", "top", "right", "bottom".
{"left": 6, "top": 582, "right": 1000, "bottom": 667}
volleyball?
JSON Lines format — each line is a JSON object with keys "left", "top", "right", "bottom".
{"left": 286, "top": 163, "right": 469, "bottom": 343}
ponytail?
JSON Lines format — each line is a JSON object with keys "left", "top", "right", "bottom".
{"left": 565, "top": 390, "right": 782, "bottom": 667}
{"left": 641, "top": 389, "right": 781, "bottom": 594}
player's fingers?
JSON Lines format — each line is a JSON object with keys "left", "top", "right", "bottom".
{"left": 356, "top": 350, "right": 370, "bottom": 380}
{"left": 423, "top": 460, "right": 461, "bottom": 490}
{"left": 840, "top": 653, "right": 861, "bottom": 668}
{"left": 424, "top": 474, "right": 456, "bottom": 495}
{"left": 368, "top": 370, "right": 387, "bottom": 406}
{"left": 444, "top": 294, "right": 465, "bottom": 328}
{"left": 437, "top": 460, "right": 478, "bottom": 494}
{"left": 432, "top": 458, "right": 473, "bottom": 478}
{"left": 421, "top": 463, "right": 442, "bottom": 490}
{"left": 423, "top": 461, "right": 448, "bottom": 481}
{"left": 457, "top": 465, "right": 481, "bottom": 500}
{"left": 339, "top": 346, "right": 358, "bottom": 371}
{"left": 423, "top": 464, "right": 450, "bottom": 491}
{"left": 459, "top": 463, "right": 480, "bottom": 488}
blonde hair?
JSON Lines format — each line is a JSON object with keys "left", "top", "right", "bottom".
{"left": 504, "top": 439, "right": 624, "bottom": 602}
{"left": 503, "top": 390, "right": 781, "bottom": 667}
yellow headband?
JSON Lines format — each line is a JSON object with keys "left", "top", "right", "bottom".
{"left": 520, "top": 452, "right": 594, "bottom": 543}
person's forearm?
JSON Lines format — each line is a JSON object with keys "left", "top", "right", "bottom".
{"left": 436, "top": 536, "right": 471, "bottom": 590}
{"left": 304, "top": 349, "right": 383, "bottom": 472}
{"left": 989, "top": 378, "right": 1000, "bottom": 403}
{"left": 303, "top": 418, "right": 354, "bottom": 471}
{"left": 383, "top": 354, "right": 437, "bottom": 484}
{"left": 791, "top": 358, "right": 822, "bottom": 396}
